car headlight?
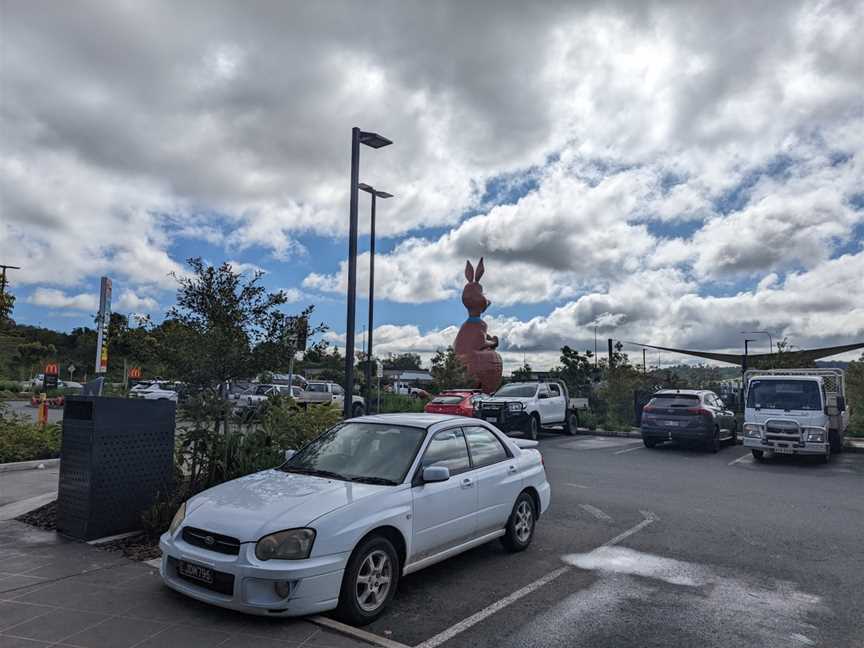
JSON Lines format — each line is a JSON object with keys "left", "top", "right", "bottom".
{"left": 508, "top": 402, "right": 524, "bottom": 412}
{"left": 743, "top": 423, "right": 763, "bottom": 438}
{"left": 168, "top": 501, "right": 186, "bottom": 535}
{"left": 255, "top": 528, "right": 316, "bottom": 561}
{"left": 803, "top": 427, "right": 825, "bottom": 443}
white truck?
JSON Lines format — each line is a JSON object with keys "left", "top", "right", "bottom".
{"left": 477, "top": 380, "right": 584, "bottom": 440}
{"left": 742, "top": 368, "right": 849, "bottom": 463}
{"left": 297, "top": 381, "right": 366, "bottom": 417}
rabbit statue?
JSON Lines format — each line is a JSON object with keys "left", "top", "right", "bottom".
{"left": 453, "top": 258, "right": 503, "bottom": 394}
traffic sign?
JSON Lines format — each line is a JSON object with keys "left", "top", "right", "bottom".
{"left": 377, "top": 360, "right": 383, "bottom": 379}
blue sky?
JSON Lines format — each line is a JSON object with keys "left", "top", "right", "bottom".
{"left": 3, "top": 0, "right": 863, "bottom": 370}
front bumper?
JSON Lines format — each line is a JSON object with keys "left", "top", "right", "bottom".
{"left": 742, "top": 437, "right": 828, "bottom": 456}
{"left": 478, "top": 406, "right": 529, "bottom": 432}
{"left": 159, "top": 531, "right": 348, "bottom": 617}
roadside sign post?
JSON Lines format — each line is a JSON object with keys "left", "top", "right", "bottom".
{"left": 44, "top": 363, "right": 59, "bottom": 392}
{"left": 376, "top": 359, "right": 383, "bottom": 414}
{"left": 68, "top": 364, "right": 76, "bottom": 380}
{"left": 94, "top": 276, "right": 112, "bottom": 375}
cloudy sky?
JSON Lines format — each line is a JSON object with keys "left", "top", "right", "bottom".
{"left": 2, "top": 0, "right": 863, "bottom": 370}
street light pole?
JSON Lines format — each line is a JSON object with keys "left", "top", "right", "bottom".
{"left": 343, "top": 128, "right": 392, "bottom": 419}
{"left": 358, "top": 183, "right": 393, "bottom": 411}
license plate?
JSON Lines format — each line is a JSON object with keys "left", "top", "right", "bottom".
{"left": 178, "top": 561, "right": 213, "bottom": 584}
{"left": 663, "top": 421, "right": 679, "bottom": 427}
{"left": 774, "top": 446, "right": 793, "bottom": 455}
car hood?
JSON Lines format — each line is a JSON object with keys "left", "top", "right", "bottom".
{"left": 185, "top": 469, "right": 388, "bottom": 541}
{"left": 483, "top": 396, "right": 532, "bottom": 403}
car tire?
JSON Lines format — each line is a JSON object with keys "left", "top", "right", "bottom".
{"left": 730, "top": 422, "right": 738, "bottom": 444}
{"left": 336, "top": 535, "right": 400, "bottom": 626}
{"left": 352, "top": 402, "right": 365, "bottom": 417}
{"left": 527, "top": 414, "right": 540, "bottom": 441}
{"left": 820, "top": 444, "right": 831, "bottom": 464}
{"left": 751, "top": 449, "right": 765, "bottom": 462}
{"left": 501, "top": 492, "right": 536, "bottom": 552}
{"left": 708, "top": 427, "right": 720, "bottom": 453}
{"left": 643, "top": 437, "right": 657, "bottom": 448}
{"left": 564, "top": 412, "right": 578, "bottom": 436}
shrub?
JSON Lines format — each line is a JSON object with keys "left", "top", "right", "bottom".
{"left": 377, "top": 392, "right": 426, "bottom": 414}
{"left": 0, "top": 406, "right": 61, "bottom": 462}
{"left": 261, "top": 396, "right": 342, "bottom": 451}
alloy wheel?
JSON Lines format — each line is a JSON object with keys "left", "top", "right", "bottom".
{"left": 514, "top": 500, "right": 534, "bottom": 544}
{"left": 355, "top": 549, "right": 392, "bottom": 613}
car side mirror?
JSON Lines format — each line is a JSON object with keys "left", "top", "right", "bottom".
{"left": 422, "top": 466, "right": 450, "bottom": 483}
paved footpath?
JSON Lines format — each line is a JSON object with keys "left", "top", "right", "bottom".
{"left": 0, "top": 520, "right": 373, "bottom": 648}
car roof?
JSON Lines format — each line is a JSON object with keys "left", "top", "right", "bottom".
{"left": 349, "top": 412, "right": 472, "bottom": 429}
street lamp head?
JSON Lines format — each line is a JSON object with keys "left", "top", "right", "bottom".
{"left": 359, "top": 183, "right": 393, "bottom": 199}
{"left": 359, "top": 131, "right": 393, "bottom": 149}
{"left": 375, "top": 190, "right": 393, "bottom": 199}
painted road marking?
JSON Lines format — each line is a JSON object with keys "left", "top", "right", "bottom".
{"left": 579, "top": 504, "right": 613, "bottom": 522}
{"left": 414, "top": 511, "right": 657, "bottom": 648}
{"left": 614, "top": 444, "right": 644, "bottom": 455}
{"left": 728, "top": 453, "right": 752, "bottom": 466}
{"left": 565, "top": 483, "right": 590, "bottom": 489}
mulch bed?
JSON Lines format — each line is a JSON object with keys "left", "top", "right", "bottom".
{"left": 15, "top": 500, "right": 161, "bottom": 561}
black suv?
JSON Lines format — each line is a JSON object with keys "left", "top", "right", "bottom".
{"left": 640, "top": 390, "right": 737, "bottom": 452}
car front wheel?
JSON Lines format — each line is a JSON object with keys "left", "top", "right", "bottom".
{"left": 501, "top": 492, "right": 536, "bottom": 552}
{"left": 526, "top": 414, "right": 540, "bottom": 441}
{"left": 337, "top": 535, "right": 399, "bottom": 625}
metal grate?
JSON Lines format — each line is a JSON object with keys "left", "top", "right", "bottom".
{"left": 182, "top": 527, "right": 241, "bottom": 555}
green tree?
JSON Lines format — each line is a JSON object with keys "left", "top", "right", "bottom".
{"left": 511, "top": 362, "right": 533, "bottom": 381}
{"left": 383, "top": 353, "right": 422, "bottom": 371}
{"left": 430, "top": 346, "right": 469, "bottom": 391}
{"left": 557, "top": 346, "right": 595, "bottom": 396}
{"left": 846, "top": 353, "right": 864, "bottom": 437}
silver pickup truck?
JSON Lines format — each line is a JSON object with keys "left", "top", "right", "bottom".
{"left": 297, "top": 381, "right": 366, "bottom": 417}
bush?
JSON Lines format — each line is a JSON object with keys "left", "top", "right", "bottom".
{"left": 578, "top": 409, "right": 599, "bottom": 431}
{"left": 377, "top": 392, "right": 426, "bottom": 413}
{"left": 261, "top": 396, "right": 342, "bottom": 451}
{"left": 0, "top": 405, "right": 61, "bottom": 463}
{"left": 0, "top": 380, "right": 23, "bottom": 393}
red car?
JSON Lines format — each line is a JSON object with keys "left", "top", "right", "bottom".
{"left": 424, "top": 389, "right": 487, "bottom": 417}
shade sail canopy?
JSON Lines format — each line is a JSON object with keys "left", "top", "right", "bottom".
{"left": 624, "top": 341, "right": 864, "bottom": 369}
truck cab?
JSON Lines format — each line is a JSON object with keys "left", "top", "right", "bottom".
{"left": 742, "top": 369, "right": 848, "bottom": 462}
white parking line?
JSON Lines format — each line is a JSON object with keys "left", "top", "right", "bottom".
{"left": 311, "top": 616, "right": 412, "bottom": 648}
{"left": 579, "top": 504, "right": 613, "bottom": 522}
{"left": 565, "top": 483, "right": 590, "bottom": 489}
{"left": 614, "top": 444, "right": 644, "bottom": 455}
{"left": 414, "top": 510, "right": 658, "bottom": 648}
{"left": 728, "top": 453, "right": 752, "bottom": 466}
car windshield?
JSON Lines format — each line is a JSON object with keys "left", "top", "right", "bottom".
{"left": 253, "top": 385, "right": 272, "bottom": 395}
{"left": 747, "top": 380, "right": 822, "bottom": 411}
{"left": 650, "top": 394, "right": 700, "bottom": 408}
{"left": 306, "top": 383, "right": 328, "bottom": 392}
{"left": 282, "top": 423, "right": 426, "bottom": 484}
{"left": 431, "top": 396, "right": 464, "bottom": 405}
{"left": 494, "top": 384, "right": 537, "bottom": 398}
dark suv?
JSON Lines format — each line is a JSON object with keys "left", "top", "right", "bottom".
{"left": 640, "top": 390, "right": 737, "bottom": 452}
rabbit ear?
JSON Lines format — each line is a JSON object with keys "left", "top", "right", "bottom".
{"left": 475, "top": 258, "right": 485, "bottom": 281}
{"left": 465, "top": 260, "right": 475, "bottom": 283}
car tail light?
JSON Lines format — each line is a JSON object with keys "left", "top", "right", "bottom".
{"left": 642, "top": 404, "right": 655, "bottom": 413}
{"left": 686, "top": 407, "right": 712, "bottom": 416}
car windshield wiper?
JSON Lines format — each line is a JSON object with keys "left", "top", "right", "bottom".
{"left": 347, "top": 476, "right": 398, "bottom": 486}
{"left": 281, "top": 466, "right": 348, "bottom": 481}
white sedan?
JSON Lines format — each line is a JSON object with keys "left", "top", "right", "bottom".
{"left": 129, "top": 381, "right": 179, "bottom": 402}
{"left": 159, "top": 413, "right": 550, "bottom": 624}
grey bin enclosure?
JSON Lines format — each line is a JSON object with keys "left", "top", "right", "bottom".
{"left": 57, "top": 396, "right": 175, "bottom": 541}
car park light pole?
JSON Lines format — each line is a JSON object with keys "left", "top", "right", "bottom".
{"left": 359, "top": 182, "right": 393, "bottom": 411}
{"left": 344, "top": 128, "right": 392, "bottom": 418}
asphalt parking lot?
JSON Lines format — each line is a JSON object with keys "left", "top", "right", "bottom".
{"left": 361, "top": 432, "right": 864, "bottom": 648}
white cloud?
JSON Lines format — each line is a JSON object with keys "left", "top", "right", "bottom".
{"left": 26, "top": 288, "right": 98, "bottom": 312}
{"left": 115, "top": 290, "right": 160, "bottom": 313}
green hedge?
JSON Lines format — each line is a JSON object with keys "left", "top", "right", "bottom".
{"left": 376, "top": 392, "right": 426, "bottom": 413}
{"left": 0, "top": 408, "right": 61, "bottom": 463}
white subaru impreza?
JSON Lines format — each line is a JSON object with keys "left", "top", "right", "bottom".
{"left": 159, "top": 413, "right": 550, "bottom": 624}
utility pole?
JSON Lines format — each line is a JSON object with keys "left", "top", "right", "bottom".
{"left": 594, "top": 325, "right": 598, "bottom": 367}
{"left": 643, "top": 348, "right": 647, "bottom": 373}
{"left": 607, "top": 338, "right": 614, "bottom": 370}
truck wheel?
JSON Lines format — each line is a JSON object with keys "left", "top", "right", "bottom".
{"left": 352, "top": 402, "right": 365, "bottom": 417}
{"left": 708, "top": 427, "right": 720, "bottom": 453}
{"left": 643, "top": 438, "right": 657, "bottom": 449}
{"left": 564, "top": 412, "right": 578, "bottom": 436}
{"left": 751, "top": 449, "right": 765, "bottom": 462}
{"left": 820, "top": 444, "right": 831, "bottom": 464}
{"left": 829, "top": 430, "right": 843, "bottom": 453}
{"left": 527, "top": 414, "right": 540, "bottom": 441}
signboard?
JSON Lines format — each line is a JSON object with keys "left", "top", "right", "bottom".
{"left": 376, "top": 360, "right": 383, "bottom": 379}
{"left": 128, "top": 367, "right": 142, "bottom": 380}
{"left": 94, "top": 277, "right": 112, "bottom": 374}
{"left": 284, "top": 315, "right": 308, "bottom": 352}
{"left": 44, "top": 363, "right": 59, "bottom": 391}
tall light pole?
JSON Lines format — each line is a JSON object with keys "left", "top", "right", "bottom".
{"left": 344, "top": 128, "right": 392, "bottom": 418}
{"left": 741, "top": 330, "right": 773, "bottom": 355}
{"left": 358, "top": 182, "right": 393, "bottom": 411}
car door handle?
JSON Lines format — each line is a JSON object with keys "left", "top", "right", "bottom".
{"left": 507, "top": 465, "right": 518, "bottom": 474}
{"left": 460, "top": 477, "right": 474, "bottom": 489}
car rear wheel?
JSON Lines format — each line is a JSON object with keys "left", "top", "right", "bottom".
{"left": 352, "top": 402, "right": 365, "bottom": 417}
{"left": 708, "top": 427, "right": 720, "bottom": 453}
{"left": 501, "top": 492, "right": 536, "bottom": 552}
{"left": 564, "top": 412, "right": 578, "bottom": 436}
{"left": 643, "top": 437, "right": 657, "bottom": 448}
{"left": 337, "top": 535, "right": 399, "bottom": 625}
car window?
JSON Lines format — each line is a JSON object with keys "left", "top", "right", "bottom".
{"left": 649, "top": 394, "right": 700, "bottom": 408}
{"left": 431, "top": 396, "right": 464, "bottom": 405}
{"left": 332, "top": 385, "right": 344, "bottom": 396}
{"left": 494, "top": 384, "right": 537, "bottom": 398}
{"left": 548, "top": 384, "right": 561, "bottom": 397}
{"left": 307, "top": 383, "right": 328, "bottom": 392}
{"left": 420, "top": 429, "right": 471, "bottom": 476}
{"left": 464, "top": 426, "right": 509, "bottom": 468}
